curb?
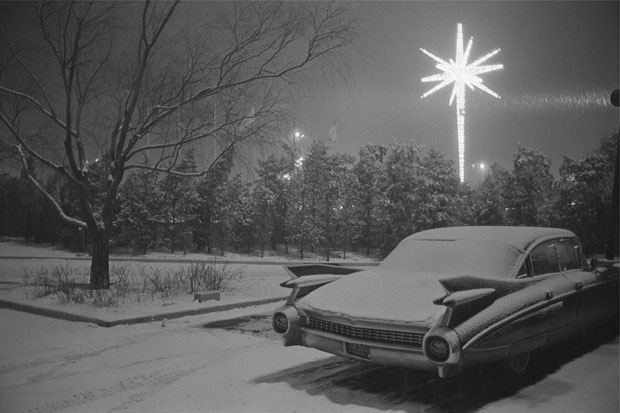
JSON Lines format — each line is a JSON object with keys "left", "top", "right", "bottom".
{"left": 0, "top": 256, "right": 381, "bottom": 266}
{"left": 0, "top": 296, "right": 288, "bottom": 328}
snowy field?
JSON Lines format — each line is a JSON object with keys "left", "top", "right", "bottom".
{"left": 0, "top": 240, "right": 375, "bottom": 325}
{"left": 0, "top": 306, "right": 617, "bottom": 413}
{"left": 0, "top": 240, "right": 618, "bottom": 412}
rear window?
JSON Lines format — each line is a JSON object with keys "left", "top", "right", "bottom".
{"left": 556, "top": 239, "right": 581, "bottom": 271}
{"left": 530, "top": 241, "right": 559, "bottom": 276}
{"left": 530, "top": 238, "right": 582, "bottom": 276}
{"left": 380, "top": 238, "right": 522, "bottom": 278}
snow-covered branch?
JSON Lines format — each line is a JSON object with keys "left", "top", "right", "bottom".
{"left": 15, "top": 145, "right": 87, "bottom": 229}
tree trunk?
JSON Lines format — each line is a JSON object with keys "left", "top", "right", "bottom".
{"left": 366, "top": 206, "right": 371, "bottom": 256}
{"left": 90, "top": 228, "right": 110, "bottom": 289}
{"left": 325, "top": 201, "right": 330, "bottom": 262}
{"left": 603, "top": 135, "right": 619, "bottom": 259}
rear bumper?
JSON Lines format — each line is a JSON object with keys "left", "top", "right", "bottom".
{"left": 301, "top": 327, "right": 436, "bottom": 371}
{"left": 273, "top": 304, "right": 461, "bottom": 375}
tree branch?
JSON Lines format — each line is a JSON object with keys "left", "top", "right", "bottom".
{"left": 15, "top": 144, "right": 87, "bottom": 228}
{"left": 0, "top": 111, "right": 78, "bottom": 184}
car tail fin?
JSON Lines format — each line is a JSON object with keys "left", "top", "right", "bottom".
{"left": 434, "top": 288, "right": 495, "bottom": 307}
{"left": 284, "top": 264, "right": 362, "bottom": 279}
{"left": 437, "top": 275, "right": 525, "bottom": 298}
{"left": 434, "top": 276, "right": 527, "bottom": 327}
{"left": 281, "top": 264, "right": 362, "bottom": 302}
{"left": 280, "top": 273, "right": 347, "bottom": 289}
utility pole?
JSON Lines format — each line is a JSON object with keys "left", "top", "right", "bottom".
{"left": 605, "top": 88, "right": 619, "bottom": 260}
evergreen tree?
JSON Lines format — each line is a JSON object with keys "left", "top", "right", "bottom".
{"left": 227, "top": 175, "right": 254, "bottom": 253}
{"left": 353, "top": 144, "right": 388, "bottom": 256}
{"left": 158, "top": 150, "right": 198, "bottom": 254}
{"left": 116, "top": 160, "right": 160, "bottom": 255}
{"left": 252, "top": 181, "right": 275, "bottom": 257}
{"left": 554, "top": 134, "right": 618, "bottom": 254}
{"left": 471, "top": 163, "right": 511, "bottom": 225}
{"left": 506, "top": 145, "right": 554, "bottom": 226}
{"left": 194, "top": 150, "right": 235, "bottom": 253}
{"left": 255, "top": 149, "right": 295, "bottom": 251}
{"left": 382, "top": 142, "right": 425, "bottom": 253}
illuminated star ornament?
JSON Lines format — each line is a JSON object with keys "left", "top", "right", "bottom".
{"left": 420, "top": 23, "right": 503, "bottom": 182}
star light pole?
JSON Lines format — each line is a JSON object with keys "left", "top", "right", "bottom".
{"left": 420, "top": 23, "right": 503, "bottom": 182}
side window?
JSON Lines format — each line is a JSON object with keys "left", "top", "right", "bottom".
{"left": 530, "top": 241, "right": 559, "bottom": 276}
{"left": 556, "top": 238, "right": 580, "bottom": 271}
{"left": 516, "top": 261, "right": 529, "bottom": 278}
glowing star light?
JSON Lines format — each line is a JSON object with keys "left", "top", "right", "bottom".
{"left": 420, "top": 23, "right": 503, "bottom": 182}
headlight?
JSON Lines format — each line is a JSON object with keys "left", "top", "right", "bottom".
{"left": 425, "top": 336, "right": 450, "bottom": 362}
{"left": 272, "top": 312, "right": 289, "bottom": 334}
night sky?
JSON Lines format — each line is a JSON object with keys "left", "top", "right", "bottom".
{"left": 292, "top": 1, "right": 619, "bottom": 181}
{"left": 1, "top": 1, "right": 617, "bottom": 182}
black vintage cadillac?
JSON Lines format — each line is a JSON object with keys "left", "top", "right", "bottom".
{"left": 272, "top": 226, "right": 619, "bottom": 378}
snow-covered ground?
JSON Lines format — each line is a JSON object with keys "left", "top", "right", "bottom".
{"left": 0, "top": 306, "right": 617, "bottom": 413}
{"left": 0, "top": 238, "right": 379, "bottom": 264}
{"left": 0, "top": 239, "right": 376, "bottom": 325}
{"left": 0, "top": 240, "right": 618, "bottom": 412}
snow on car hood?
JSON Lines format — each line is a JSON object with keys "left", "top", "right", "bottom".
{"left": 297, "top": 269, "right": 446, "bottom": 326}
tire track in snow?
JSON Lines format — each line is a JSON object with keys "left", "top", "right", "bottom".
{"left": 241, "top": 316, "right": 528, "bottom": 411}
{"left": 21, "top": 352, "right": 215, "bottom": 413}
{"left": 0, "top": 330, "right": 164, "bottom": 381}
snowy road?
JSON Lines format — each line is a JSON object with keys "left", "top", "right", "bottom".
{"left": 0, "top": 305, "right": 618, "bottom": 413}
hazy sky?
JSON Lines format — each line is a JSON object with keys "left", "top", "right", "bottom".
{"left": 292, "top": 1, "right": 619, "bottom": 181}
{"left": 1, "top": 1, "right": 617, "bottom": 182}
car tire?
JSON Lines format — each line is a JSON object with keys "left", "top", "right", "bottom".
{"left": 504, "top": 351, "right": 531, "bottom": 375}
{"left": 495, "top": 350, "right": 535, "bottom": 384}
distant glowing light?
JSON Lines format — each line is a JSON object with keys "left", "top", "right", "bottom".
{"left": 293, "top": 130, "right": 304, "bottom": 141}
{"left": 504, "top": 91, "right": 611, "bottom": 112}
{"left": 421, "top": 23, "right": 503, "bottom": 182}
{"left": 295, "top": 156, "right": 304, "bottom": 168}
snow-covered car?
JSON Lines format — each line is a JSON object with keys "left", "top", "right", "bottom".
{"left": 272, "top": 226, "right": 619, "bottom": 378}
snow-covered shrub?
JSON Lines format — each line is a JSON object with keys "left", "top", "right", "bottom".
{"left": 178, "top": 260, "right": 243, "bottom": 293}
{"left": 92, "top": 289, "right": 118, "bottom": 307}
{"left": 110, "top": 264, "right": 136, "bottom": 303}
{"left": 24, "top": 265, "right": 88, "bottom": 303}
{"left": 55, "top": 288, "right": 86, "bottom": 305}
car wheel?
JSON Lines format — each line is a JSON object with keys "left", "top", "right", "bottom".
{"left": 497, "top": 350, "right": 535, "bottom": 382}
{"left": 505, "top": 351, "right": 531, "bottom": 375}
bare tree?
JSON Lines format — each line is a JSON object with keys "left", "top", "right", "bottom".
{"left": 0, "top": 0, "right": 355, "bottom": 288}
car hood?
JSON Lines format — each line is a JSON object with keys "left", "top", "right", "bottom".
{"left": 297, "top": 269, "right": 446, "bottom": 327}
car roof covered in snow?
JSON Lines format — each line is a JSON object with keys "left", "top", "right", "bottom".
{"left": 408, "top": 226, "right": 576, "bottom": 251}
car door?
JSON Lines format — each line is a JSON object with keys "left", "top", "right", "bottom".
{"left": 561, "top": 238, "right": 619, "bottom": 328}
{"left": 529, "top": 239, "right": 580, "bottom": 342}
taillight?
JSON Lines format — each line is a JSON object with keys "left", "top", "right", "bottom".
{"left": 272, "top": 312, "right": 289, "bottom": 334}
{"left": 425, "top": 336, "right": 450, "bottom": 362}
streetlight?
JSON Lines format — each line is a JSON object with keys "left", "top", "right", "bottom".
{"left": 471, "top": 161, "right": 488, "bottom": 183}
{"left": 295, "top": 156, "right": 304, "bottom": 169}
{"left": 291, "top": 129, "right": 305, "bottom": 152}
{"left": 471, "top": 161, "right": 487, "bottom": 171}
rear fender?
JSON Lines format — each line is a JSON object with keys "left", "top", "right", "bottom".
{"left": 281, "top": 264, "right": 362, "bottom": 303}
{"left": 435, "top": 276, "right": 530, "bottom": 327}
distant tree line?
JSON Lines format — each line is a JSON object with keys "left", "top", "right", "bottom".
{"left": 1, "top": 133, "right": 617, "bottom": 259}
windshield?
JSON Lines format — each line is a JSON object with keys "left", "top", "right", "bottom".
{"left": 380, "top": 238, "right": 522, "bottom": 278}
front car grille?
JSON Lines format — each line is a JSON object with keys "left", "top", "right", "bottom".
{"left": 302, "top": 316, "right": 423, "bottom": 348}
